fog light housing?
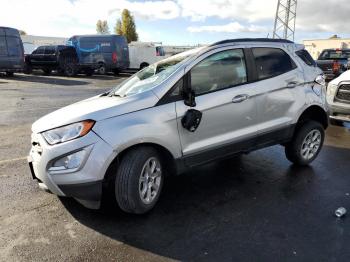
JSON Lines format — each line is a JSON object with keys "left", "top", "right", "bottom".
{"left": 49, "top": 150, "right": 86, "bottom": 172}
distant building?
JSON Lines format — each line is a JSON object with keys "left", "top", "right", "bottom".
{"left": 21, "top": 35, "right": 68, "bottom": 47}
{"left": 303, "top": 36, "right": 350, "bottom": 59}
{"left": 163, "top": 45, "right": 197, "bottom": 56}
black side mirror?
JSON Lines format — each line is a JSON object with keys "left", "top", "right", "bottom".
{"left": 182, "top": 73, "right": 196, "bottom": 107}
{"left": 183, "top": 90, "right": 196, "bottom": 107}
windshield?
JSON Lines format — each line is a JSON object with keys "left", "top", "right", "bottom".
{"left": 110, "top": 47, "right": 204, "bottom": 97}
{"left": 319, "top": 49, "right": 350, "bottom": 60}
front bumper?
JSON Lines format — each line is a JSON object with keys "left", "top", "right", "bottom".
{"left": 327, "top": 101, "right": 350, "bottom": 124}
{"left": 28, "top": 130, "right": 115, "bottom": 209}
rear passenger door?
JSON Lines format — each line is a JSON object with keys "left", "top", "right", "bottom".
{"left": 251, "top": 47, "right": 305, "bottom": 143}
{"left": 43, "top": 46, "right": 57, "bottom": 64}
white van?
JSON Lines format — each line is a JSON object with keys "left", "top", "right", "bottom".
{"left": 128, "top": 42, "right": 167, "bottom": 70}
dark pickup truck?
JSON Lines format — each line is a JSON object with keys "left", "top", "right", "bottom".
{"left": 316, "top": 49, "right": 350, "bottom": 81}
{"left": 24, "top": 45, "right": 82, "bottom": 77}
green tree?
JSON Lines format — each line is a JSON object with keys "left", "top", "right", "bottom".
{"left": 114, "top": 19, "right": 123, "bottom": 35}
{"left": 118, "top": 9, "right": 138, "bottom": 43}
{"left": 96, "top": 20, "right": 110, "bottom": 34}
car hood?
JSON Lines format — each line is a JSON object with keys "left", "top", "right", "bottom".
{"left": 330, "top": 70, "right": 350, "bottom": 85}
{"left": 32, "top": 91, "right": 159, "bottom": 133}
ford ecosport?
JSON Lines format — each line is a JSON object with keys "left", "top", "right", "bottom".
{"left": 28, "top": 39, "right": 329, "bottom": 214}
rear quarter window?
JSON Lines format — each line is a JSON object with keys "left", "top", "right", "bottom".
{"left": 252, "top": 47, "right": 297, "bottom": 80}
{"left": 296, "top": 49, "right": 316, "bottom": 66}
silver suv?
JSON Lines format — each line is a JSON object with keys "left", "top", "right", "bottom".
{"left": 28, "top": 39, "right": 329, "bottom": 214}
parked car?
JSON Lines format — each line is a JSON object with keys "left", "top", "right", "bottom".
{"left": 28, "top": 38, "right": 328, "bottom": 214}
{"left": 24, "top": 45, "right": 78, "bottom": 76}
{"left": 0, "top": 26, "right": 24, "bottom": 76}
{"left": 67, "top": 34, "right": 129, "bottom": 75}
{"left": 327, "top": 70, "right": 350, "bottom": 125}
{"left": 316, "top": 49, "right": 350, "bottom": 81}
{"left": 128, "top": 41, "right": 167, "bottom": 70}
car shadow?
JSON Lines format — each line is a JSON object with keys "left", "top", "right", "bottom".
{"left": 9, "top": 74, "right": 89, "bottom": 86}
{"left": 59, "top": 143, "right": 350, "bottom": 261}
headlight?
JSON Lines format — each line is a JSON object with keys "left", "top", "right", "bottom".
{"left": 327, "top": 83, "right": 338, "bottom": 97}
{"left": 42, "top": 120, "right": 95, "bottom": 145}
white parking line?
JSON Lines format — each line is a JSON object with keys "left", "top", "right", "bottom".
{"left": 0, "top": 157, "right": 27, "bottom": 164}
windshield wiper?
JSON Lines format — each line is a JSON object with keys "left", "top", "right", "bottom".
{"left": 107, "top": 92, "right": 124, "bottom": 98}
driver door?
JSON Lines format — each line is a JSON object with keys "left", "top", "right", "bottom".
{"left": 175, "top": 48, "right": 259, "bottom": 166}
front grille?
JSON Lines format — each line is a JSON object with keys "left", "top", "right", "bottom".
{"left": 336, "top": 84, "right": 350, "bottom": 103}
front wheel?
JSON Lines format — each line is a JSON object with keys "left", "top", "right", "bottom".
{"left": 115, "top": 147, "right": 164, "bottom": 214}
{"left": 285, "top": 121, "right": 325, "bottom": 166}
{"left": 63, "top": 63, "right": 77, "bottom": 77}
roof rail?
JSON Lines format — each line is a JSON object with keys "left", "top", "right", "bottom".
{"left": 210, "top": 38, "right": 294, "bottom": 46}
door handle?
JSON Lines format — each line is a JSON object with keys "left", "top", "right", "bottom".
{"left": 286, "top": 81, "right": 299, "bottom": 88}
{"left": 232, "top": 94, "right": 249, "bottom": 103}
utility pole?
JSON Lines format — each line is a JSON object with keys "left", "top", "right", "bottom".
{"left": 273, "top": 0, "right": 297, "bottom": 41}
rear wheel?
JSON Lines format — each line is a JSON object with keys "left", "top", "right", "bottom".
{"left": 139, "top": 63, "right": 149, "bottom": 70}
{"left": 43, "top": 68, "right": 51, "bottom": 75}
{"left": 114, "top": 147, "right": 164, "bottom": 214}
{"left": 97, "top": 63, "right": 106, "bottom": 75}
{"left": 285, "top": 121, "right": 325, "bottom": 166}
{"left": 23, "top": 65, "right": 32, "bottom": 74}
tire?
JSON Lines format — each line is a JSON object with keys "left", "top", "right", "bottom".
{"left": 97, "top": 63, "right": 106, "bottom": 75}
{"left": 23, "top": 65, "right": 32, "bottom": 74}
{"left": 84, "top": 68, "right": 94, "bottom": 76}
{"left": 139, "top": 63, "right": 149, "bottom": 70}
{"left": 63, "top": 63, "right": 77, "bottom": 77}
{"left": 285, "top": 121, "right": 325, "bottom": 166}
{"left": 113, "top": 69, "right": 119, "bottom": 76}
{"left": 115, "top": 146, "right": 164, "bottom": 214}
{"left": 5, "top": 72, "right": 14, "bottom": 77}
{"left": 43, "top": 69, "right": 51, "bottom": 75}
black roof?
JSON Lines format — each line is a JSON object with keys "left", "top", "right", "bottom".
{"left": 210, "top": 38, "right": 294, "bottom": 46}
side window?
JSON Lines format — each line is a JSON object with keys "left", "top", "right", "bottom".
{"left": 191, "top": 49, "right": 247, "bottom": 95}
{"left": 44, "top": 46, "right": 56, "bottom": 55}
{"left": 0, "top": 36, "right": 7, "bottom": 55}
{"left": 252, "top": 48, "right": 297, "bottom": 80}
{"left": 6, "top": 37, "right": 21, "bottom": 56}
{"left": 170, "top": 78, "right": 183, "bottom": 97}
{"left": 296, "top": 49, "right": 317, "bottom": 66}
{"left": 80, "top": 39, "right": 99, "bottom": 51}
{"left": 33, "top": 47, "right": 45, "bottom": 55}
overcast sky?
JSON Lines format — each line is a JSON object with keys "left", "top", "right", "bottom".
{"left": 1, "top": 0, "right": 350, "bottom": 45}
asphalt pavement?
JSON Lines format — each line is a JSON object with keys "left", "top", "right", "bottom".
{"left": 0, "top": 73, "right": 350, "bottom": 262}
